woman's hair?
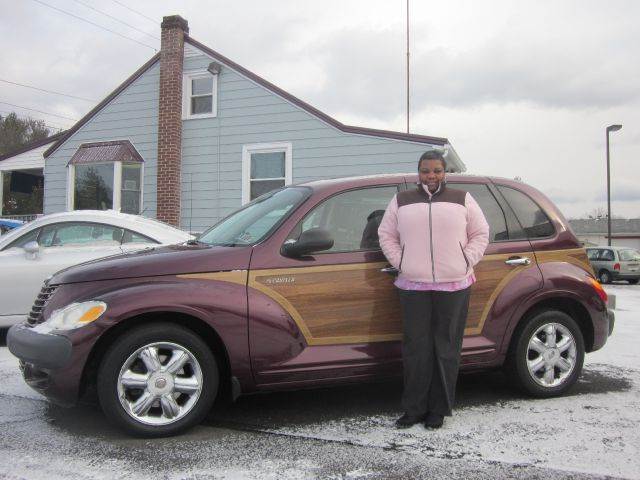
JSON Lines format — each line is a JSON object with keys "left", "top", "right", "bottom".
{"left": 418, "top": 150, "right": 447, "bottom": 171}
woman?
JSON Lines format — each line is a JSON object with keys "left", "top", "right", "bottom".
{"left": 378, "top": 150, "right": 489, "bottom": 429}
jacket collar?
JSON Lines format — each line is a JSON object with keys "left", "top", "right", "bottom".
{"left": 416, "top": 181, "right": 446, "bottom": 199}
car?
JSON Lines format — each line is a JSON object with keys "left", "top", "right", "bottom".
{"left": 0, "top": 210, "right": 193, "bottom": 327}
{"left": 7, "top": 174, "right": 614, "bottom": 437}
{"left": 586, "top": 246, "right": 640, "bottom": 284}
{"left": 0, "top": 218, "right": 25, "bottom": 235}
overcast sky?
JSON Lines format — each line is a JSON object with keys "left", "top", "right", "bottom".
{"left": 1, "top": 0, "right": 638, "bottom": 218}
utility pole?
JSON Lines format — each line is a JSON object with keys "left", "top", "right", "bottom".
{"left": 406, "top": 0, "right": 410, "bottom": 134}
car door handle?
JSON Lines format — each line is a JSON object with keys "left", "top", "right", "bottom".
{"left": 505, "top": 256, "right": 531, "bottom": 266}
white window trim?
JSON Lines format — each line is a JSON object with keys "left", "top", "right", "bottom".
{"left": 242, "top": 142, "right": 293, "bottom": 205}
{"left": 67, "top": 162, "right": 144, "bottom": 214}
{"left": 182, "top": 70, "right": 218, "bottom": 120}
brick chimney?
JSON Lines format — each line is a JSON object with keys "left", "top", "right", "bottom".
{"left": 156, "top": 15, "right": 188, "bottom": 227}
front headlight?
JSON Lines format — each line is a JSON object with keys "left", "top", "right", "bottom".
{"left": 35, "top": 301, "right": 107, "bottom": 333}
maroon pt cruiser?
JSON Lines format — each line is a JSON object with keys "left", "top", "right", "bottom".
{"left": 8, "top": 173, "right": 614, "bottom": 437}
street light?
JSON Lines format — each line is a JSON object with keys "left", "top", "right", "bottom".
{"left": 606, "top": 124, "right": 622, "bottom": 246}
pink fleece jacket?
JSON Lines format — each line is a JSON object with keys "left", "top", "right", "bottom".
{"left": 378, "top": 183, "right": 490, "bottom": 283}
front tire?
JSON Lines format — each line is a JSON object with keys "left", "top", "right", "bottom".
{"left": 628, "top": 279, "right": 639, "bottom": 285}
{"left": 97, "top": 323, "right": 218, "bottom": 437}
{"left": 598, "top": 269, "right": 612, "bottom": 284}
{"left": 507, "top": 310, "right": 585, "bottom": 397}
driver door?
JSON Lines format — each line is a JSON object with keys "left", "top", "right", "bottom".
{"left": 248, "top": 184, "right": 403, "bottom": 384}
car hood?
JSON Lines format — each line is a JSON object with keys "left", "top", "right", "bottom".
{"left": 50, "top": 242, "right": 252, "bottom": 285}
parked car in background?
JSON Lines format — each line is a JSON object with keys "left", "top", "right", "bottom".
{"left": 0, "top": 210, "right": 193, "bottom": 327}
{"left": 586, "top": 246, "right": 640, "bottom": 284}
{"left": 0, "top": 218, "right": 25, "bottom": 235}
{"left": 8, "top": 174, "right": 613, "bottom": 437}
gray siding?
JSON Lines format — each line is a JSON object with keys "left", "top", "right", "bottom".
{"left": 181, "top": 47, "right": 439, "bottom": 232}
{"left": 44, "top": 62, "right": 160, "bottom": 218}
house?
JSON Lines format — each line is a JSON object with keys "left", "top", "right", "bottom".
{"left": 42, "top": 15, "right": 465, "bottom": 232}
{"left": 569, "top": 218, "right": 640, "bottom": 249}
{"left": 0, "top": 132, "right": 65, "bottom": 220}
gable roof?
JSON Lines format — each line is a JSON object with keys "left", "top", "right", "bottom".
{"left": 0, "top": 130, "right": 66, "bottom": 161}
{"left": 185, "top": 37, "right": 451, "bottom": 148}
{"left": 44, "top": 35, "right": 460, "bottom": 167}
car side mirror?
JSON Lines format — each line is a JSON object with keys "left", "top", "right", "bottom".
{"left": 281, "top": 228, "right": 334, "bottom": 258}
{"left": 23, "top": 240, "right": 40, "bottom": 259}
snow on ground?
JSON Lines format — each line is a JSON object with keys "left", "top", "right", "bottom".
{"left": 258, "top": 284, "right": 640, "bottom": 480}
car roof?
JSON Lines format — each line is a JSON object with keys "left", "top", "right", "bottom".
{"left": 0, "top": 210, "right": 192, "bottom": 248}
{"left": 297, "top": 172, "right": 491, "bottom": 190}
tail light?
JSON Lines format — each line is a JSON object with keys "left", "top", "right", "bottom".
{"left": 614, "top": 263, "right": 620, "bottom": 271}
{"left": 589, "top": 277, "right": 608, "bottom": 303}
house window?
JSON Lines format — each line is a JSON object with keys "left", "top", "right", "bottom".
{"left": 183, "top": 71, "right": 217, "bottom": 119}
{"left": 67, "top": 141, "right": 145, "bottom": 214}
{"left": 69, "top": 163, "right": 143, "bottom": 214}
{"left": 242, "top": 142, "right": 293, "bottom": 204}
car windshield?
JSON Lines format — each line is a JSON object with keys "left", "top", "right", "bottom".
{"left": 619, "top": 249, "right": 640, "bottom": 261}
{"left": 198, "top": 187, "right": 311, "bottom": 247}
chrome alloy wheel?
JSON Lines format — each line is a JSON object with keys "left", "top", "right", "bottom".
{"left": 117, "top": 342, "right": 203, "bottom": 426}
{"left": 526, "top": 323, "right": 577, "bottom": 388}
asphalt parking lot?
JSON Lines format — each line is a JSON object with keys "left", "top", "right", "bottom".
{"left": 0, "top": 285, "right": 638, "bottom": 480}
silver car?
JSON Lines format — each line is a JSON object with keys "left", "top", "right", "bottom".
{"left": 586, "top": 246, "right": 640, "bottom": 284}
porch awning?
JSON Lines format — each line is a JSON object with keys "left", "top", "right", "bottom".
{"left": 68, "top": 140, "right": 144, "bottom": 165}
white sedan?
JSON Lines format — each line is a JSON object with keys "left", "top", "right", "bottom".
{"left": 0, "top": 210, "right": 193, "bottom": 327}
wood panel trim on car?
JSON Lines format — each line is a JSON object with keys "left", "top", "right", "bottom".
{"left": 177, "top": 248, "right": 592, "bottom": 346}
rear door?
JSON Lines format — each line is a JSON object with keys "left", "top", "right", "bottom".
{"left": 447, "top": 180, "right": 542, "bottom": 359}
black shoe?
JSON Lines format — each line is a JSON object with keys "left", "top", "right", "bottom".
{"left": 395, "top": 413, "right": 425, "bottom": 429}
{"left": 424, "top": 412, "right": 444, "bottom": 429}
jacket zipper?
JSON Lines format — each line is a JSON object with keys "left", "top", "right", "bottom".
{"left": 399, "top": 245, "right": 405, "bottom": 271}
{"left": 428, "top": 199, "right": 436, "bottom": 282}
{"left": 460, "top": 241, "right": 470, "bottom": 271}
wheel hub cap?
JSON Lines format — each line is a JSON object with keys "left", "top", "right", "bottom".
{"left": 148, "top": 373, "right": 174, "bottom": 395}
{"left": 116, "top": 342, "right": 203, "bottom": 426}
{"left": 526, "top": 322, "right": 577, "bottom": 388}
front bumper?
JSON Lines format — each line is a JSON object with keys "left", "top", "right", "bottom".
{"left": 7, "top": 324, "right": 73, "bottom": 369}
{"left": 7, "top": 323, "right": 90, "bottom": 406}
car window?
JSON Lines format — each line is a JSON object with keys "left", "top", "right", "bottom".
{"left": 288, "top": 186, "right": 398, "bottom": 252}
{"left": 619, "top": 249, "right": 640, "bottom": 261}
{"left": 199, "top": 187, "right": 311, "bottom": 247}
{"left": 600, "top": 249, "right": 615, "bottom": 261}
{"left": 586, "top": 249, "right": 599, "bottom": 260}
{"left": 39, "top": 222, "right": 122, "bottom": 247}
{"left": 496, "top": 186, "right": 555, "bottom": 239}
{"left": 4, "top": 227, "right": 41, "bottom": 249}
{"left": 122, "top": 229, "right": 158, "bottom": 244}
{"left": 448, "top": 183, "right": 509, "bottom": 242}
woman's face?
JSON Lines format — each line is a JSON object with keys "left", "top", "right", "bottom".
{"left": 418, "top": 159, "right": 446, "bottom": 192}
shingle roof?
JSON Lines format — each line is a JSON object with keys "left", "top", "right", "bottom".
{"left": 68, "top": 140, "right": 143, "bottom": 165}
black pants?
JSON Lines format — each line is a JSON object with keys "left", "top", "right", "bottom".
{"left": 398, "top": 287, "right": 471, "bottom": 417}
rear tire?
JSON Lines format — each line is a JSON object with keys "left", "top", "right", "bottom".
{"left": 598, "top": 270, "right": 612, "bottom": 284}
{"left": 97, "top": 322, "right": 218, "bottom": 437}
{"left": 506, "top": 310, "right": 584, "bottom": 398}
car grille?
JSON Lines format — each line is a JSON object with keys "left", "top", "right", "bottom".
{"left": 27, "top": 283, "right": 59, "bottom": 326}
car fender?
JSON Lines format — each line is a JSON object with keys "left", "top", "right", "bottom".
{"left": 499, "top": 261, "right": 606, "bottom": 354}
